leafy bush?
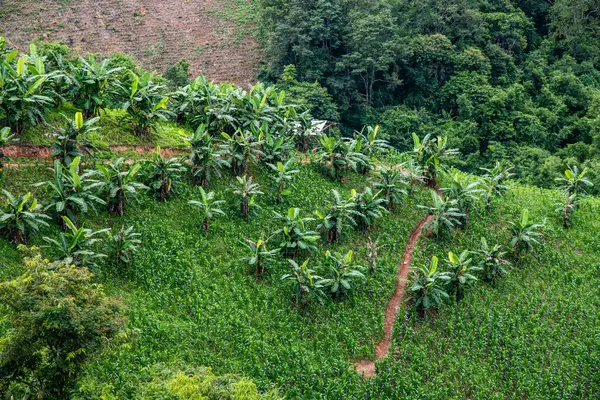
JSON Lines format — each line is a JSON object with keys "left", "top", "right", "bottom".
{"left": 0, "top": 247, "right": 125, "bottom": 398}
{"left": 164, "top": 59, "right": 191, "bottom": 89}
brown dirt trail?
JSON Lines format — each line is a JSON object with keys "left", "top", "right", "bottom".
{"left": 354, "top": 214, "right": 434, "bottom": 377}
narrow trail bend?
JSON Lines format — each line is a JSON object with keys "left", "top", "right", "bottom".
{"left": 354, "top": 213, "right": 434, "bottom": 377}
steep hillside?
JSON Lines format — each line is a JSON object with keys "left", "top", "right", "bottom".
{"left": 0, "top": 0, "right": 259, "bottom": 84}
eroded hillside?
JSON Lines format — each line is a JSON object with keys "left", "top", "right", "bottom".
{"left": 0, "top": 0, "right": 259, "bottom": 84}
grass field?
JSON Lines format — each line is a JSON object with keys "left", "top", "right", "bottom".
{"left": 1, "top": 153, "right": 599, "bottom": 399}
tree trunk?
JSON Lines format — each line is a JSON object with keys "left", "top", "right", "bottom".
{"left": 203, "top": 217, "right": 209, "bottom": 232}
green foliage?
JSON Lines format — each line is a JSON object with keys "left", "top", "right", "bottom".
{"left": 353, "top": 186, "right": 387, "bottom": 231}
{"left": 0, "top": 247, "right": 125, "bottom": 398}
{"left": 442, "top": 173, "right": 484, "bottom": 226}
{"left": 97, "top": 158, "right": 147, "bottom": 216}
{"left": 480, "top": 162, "right": 514, "bottom": 205}
{"left": 240, "top": 234, "right": 278, "bottom": 279}
{"left": 555, "top": 191, "right": 579, "bottom": 229}
{"left": 43, "top": 216, "right": 109, "bottom": 267}
{"left": 164, "top": 59, "right": 190, "bottom": 89}
{"left": 372, "top": 166, "right": 407, "bottom": 211}
{"left": 68, "top": 56, "right": 122, "bottom": 117}
{"left": 555, "top": 165, "right": 593, "bottom": 195}
{"left": 315, "top": 189, "right": 359, "bottom": 243}
{"left": 266, "top": 159, "right": 299, "bottom": 202}
{"left": 0, "top": 126, "right": 16, "bottom": 169}
{"left": 220, "top": 130, "right": 263, "bottom": 176}
{"left": 189, "top": 187, "right": 226, "bottom": 231}
{"left": 0, "top": 190, "right": 50, "bottom": 243}
{"left": 412, "top": 134, "right": 458, "bottom": 187}
{"left": 183, "top": 124, "right": 230, "bottom": 188}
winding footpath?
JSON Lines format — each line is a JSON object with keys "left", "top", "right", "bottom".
{"left": 354, "top": 208, "right": 436, "bottom": 377}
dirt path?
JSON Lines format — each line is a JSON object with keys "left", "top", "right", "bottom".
{"left": 354, "top": 213, "right": 434, "bottom": 377}
{"left": 2, "top": 144, "right": 186, "bottom": 168}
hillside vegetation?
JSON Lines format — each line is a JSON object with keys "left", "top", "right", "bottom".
{"left": 0, "top": 1, "right": 599, "bottom": 399}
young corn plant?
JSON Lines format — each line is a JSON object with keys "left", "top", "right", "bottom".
{"left": 43, "top": 216, "right": 108, "bottom": 267}
{"left": 50, "top": 112, "right": 98, "bottom": 166}
{"left": 240, "top": 234, "right": 278, "bottom": 279}
{"left": 372, "top": 167, "right": 407, "bottom": 210}
{"left": 281, "top": 259, "right": 326, "bottom": 308}
{"left": 475, "top": 237, "right": 510, "bottom": 284}
{"left": 103, "top": 225, "right": 141, "bottom": 268}
{"left": 273, "top": 208, "right": 320, "bottom": 259}
{"left": 0, "top": 191, "right": 50, "bottom": 243}
{"left": 97, "top": 158, "right": 147, "bottom": 216}
{"left": 319, "top": 250, "right": 366, "bottom": 298}
{"left": 445, "top": 250, "right": 481, "bottom": 302}
{"left": 419, "top": 191, "right": 464, "bottom": 237}
{"left": 232, "top": 175, "right": 263, "bottom": 220}
{"left": 314, "top": 189, "right": 360, "bottom": 243}
{"left": 407, "top": 255, "right": 451, "bottom": 316}
{"left": 267, "top": 159, "right": 299, "bottom": 202}
{"left": 189, "top": 187, "right": 225, "bottom": 231}
{"left": 509, "top": 209, "right": 545, "bottom": 258}
{"left": 35, "top": 158, "right": 105, "bottom": 226}
{"left": 142, "top": 147, "right": 185, "bottom": 201}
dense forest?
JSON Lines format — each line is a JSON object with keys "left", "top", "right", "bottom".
{"left": 258, "top": 0, "right": 600, "bottom": 189}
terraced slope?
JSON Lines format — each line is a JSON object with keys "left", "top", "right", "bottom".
{"left": 0, "top": 0, "right": 259, "bottom": 84}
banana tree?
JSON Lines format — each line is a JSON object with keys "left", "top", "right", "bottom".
{"left": 354, "top": 187, "right": 387, "bottom": 231}
{"left": 480, "top": 162, "right": 514, "bottom": 205}
{"left": 266, "top": 159, "right": 299, "bottom": 202}
{"left": 315, "top": 189, "right": 361, "bottom": 243}
{"left": 509, "top": 209, "right": 544, "bottom": 257}
{"left": 419, "top": 191, "right": 464, "bottom": 237}
{"left": 120, "top": 72, "right": 172, "bottom": 136}
{"left": 50, "top": 112, "right": 99, "bottom": 166}
{"left": 555, "top": 165, "right": 593, "bottom": 195}
{"left": 35, "top": 157, "right": 105, "bottom": 226}
{"left": 103, "top": 225, "right": 141, "bottom": 267}
{"left": 232, "top": 175, "right": 263, "bottom": 220}
{"left": 408, "top": 255, "right": 451, "bottom": 315}
{"left": 442, "top": 173, "right": 484, "bottom": 228}
{"left": 273, "top": 208, "right": 320, "bottom": 258}
{"left": 0, "top": 190, "right": 50, "bottom": 243}
{"left": 240, "top": 234, "right": 278, "bottom": 279}
{"left": 475, "top": 237, "right": 510, "bottom": 284}
{"left": 372, "top": 167, "right": 408, "bottom": 210}
{"left": 555, "top": 192, "right": 578, "bottom": 229}
{"left": 0, "top": 49, "right": 58, "bottom": 135}
{"left": 0, "top": 126, "right": 16, "bottom": 169}
{"left": 43, "top": 216, "right": 108, "bottom": 267}
{"left": 445, "top": 250, "right": 481, "bottom": 302}
{"left": 412, "top": 133, "right": 458, "bottom": 187}
{"left": 141, "top": 147, "right": 185, "bottom": 201}
{"left": 96, "top": 158, "right": 147, "bottom": 215}
{"left": 183, "top": 124, "right": 230, "bottom": 187}
{"left": 281, "top": 259, "right": 326, "bottom": 308}
{"left": 189, "top": 187, "right": 225, "bottom": 231}
{"left": 319, "top": 250, "right": 366, "bottom": 298}
{"left": 68, "top": 56, "right": 122, "bottom": 117}
{"left": 220, "top": 130, "right": 263, "bottom": 176}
